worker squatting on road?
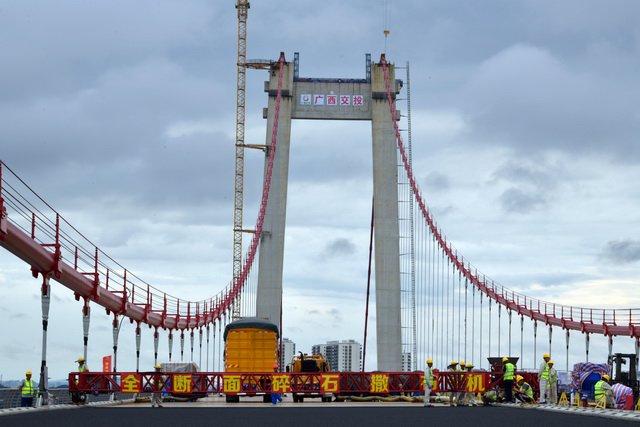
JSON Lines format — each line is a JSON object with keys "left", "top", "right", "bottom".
{"left": 538, "top": 353, "right": 551, "bottom": 403}
{"left": 447, "top": 361, "right": 460, "bottom": 406}
{"left": 594, "top": 374, "right": 615, "bottom": 408}
{"left": 502, "top": 357, "right": 515, "bottom": 403}
{"left": 20, "top": 370, "right": 36, "bottom": 407}
{"left": 151, "top": 364, "right": 164, "bottom": 408}
{"left": 515, "top": 375, "right": 534, "bottom": 403}
{"left": 461, "top": 363, "right": 477, "bottom": 406}
{"left": 423, "top": 358, "right": 434, "bottom": 407}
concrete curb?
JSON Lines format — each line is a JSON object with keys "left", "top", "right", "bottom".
{"left": 0, "top": 398, "right": 136, "bottom": 417}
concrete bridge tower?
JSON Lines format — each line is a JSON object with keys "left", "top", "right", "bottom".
{"left": 256, "top": 53, "right": 402, "bottom": 371}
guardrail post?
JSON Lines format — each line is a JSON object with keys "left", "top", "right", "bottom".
{"left": 565, "top": 329, "right": 570, "bottom": 372}
{"left": 198, "top": 327, "right": 203, "bottom": 369}
{"left": 135, "top": 322, "right": 141, "bottom": 372}
{"left": 153, "top": 327, "right": 159, "bottom": 365}
{"left": 533, "top": 320, "right": 537, "bottom": 366}
{"left": 168, "top": 330, "right": 174, "bottom": 362}
{"left": 548, "top": 325, "right": 553, "bottom": 357}
{"left": 38, "top": 275, "right": 51, "bottom": 406}
{"left": 206, "top": 325, "right": 210, "bottom": 371}
{"left": 112, "top": 315, "right": 120, "bottom": 372}
{"left": 82, "top": 298, "right": 91, "bottom": 362}
{"left": 585, "top": 333, "right": 590, "bottom": 362}
{"left": 190, "top": 329, "right": 195, "bottom": 363}
{"left": 180, "top": 330, "right": 185, "bottom": 362}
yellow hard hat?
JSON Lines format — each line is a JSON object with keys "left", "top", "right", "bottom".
{"left": 76, "top": 356, "right": 85, "bottom": 363}
{"left": 25, "top": 370, "right": 32, "bottom": 375}
{"left": 466, "top": 363, "right": 474, "bottom": 369}
{"left": 543, "top": 353, "right": 550, "bottom": 359}
{"left": 547, "top": 360, "right": 555, "bottom": 366}
{"left": 449, "top": 360, "right": 458, "bottom": 366}
{"left": 154, "top": 363, "right": 162, "bottom": 369}
{"left": 516, "top": 375, "right": 524, "bottom": 383}
{"left": 460, "top": 360, "right": 466, "bottom": 367}
{"left": 602, "top": 374, "right": 610, "bottom": 381}
{"left": 502, "top": 356, "right": 509, "bottom": 362}
{"left": 426, "top": 358, "right": 433, "bottom": 365}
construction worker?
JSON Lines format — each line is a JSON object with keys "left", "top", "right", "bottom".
{"left": 538, "top": 353, "right": 551, "bottom": 403}
{"left": 463, "top": 363, "right": 477, "bottom": 406}
{"left": 20, "top": 370, "right": 36, "bottom": 407}
{"left": 423, "top": 358, "right": 434, "bottom": 406}
{"left": 502, "top": 356, "right": 515, "bottom": 403}
{"left": 447, "top": 360, "right": 459, "bottom": 406}
{"left": 76, "top": 356, "right": 89, "bottom": 372}
{"left": 594, "top": 374, "right": 614, "bottom": 408}
{"left": 547, "top": 360, "right": 558, "bottom": 404}
{"left": 151, "top": 363, "right": 164, "bottom": 408}
{"left": 456, "top": 361, "right": 466, "bottom": 405}
{"left": 514, "top": 375, "right": 534, "bottom": 403}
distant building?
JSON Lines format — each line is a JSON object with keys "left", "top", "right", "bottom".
{"left": 280, "top": 338, "right": 296, "bottom": 369}
{"left": 401, "top": 352, "right": 412, "bottom": 372}
{"left": 312, "top": 340, "right": 362, "bottom": 372}
{"left": 311, "top": 344, "right": 327, "bottom": 358}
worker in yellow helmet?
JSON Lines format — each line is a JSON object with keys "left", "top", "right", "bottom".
{"left": 464, "top": 363, "right": 477, "bottom": 406}
{"left": 594, "top": 374, "right": 614, "bottom": 408}
{"left": 447, "top": 361, "right": 459, "bottom": 406}
{"left": 502, "top": 356, "right": 516, "bottom": 403}
{"left": 151, "top": 363, "right": 164, "bottom": 408}
{"left": 76, "top": 356, "right": 89, "bottom": 373}
{"left": 514, "top": 375, "right": 534, "bottom": 403}
{"left": 423, "top": 358, "right": 434, "bottom": 407}
{"left": 456, "top": 361, "right": 466, "bottom": 405}
{"left": 20, "top": 370, "right": 36, "bottom": 407}
{"left": 547, "top": 360, "right": 558, "bottom": 404}
{"left": 538, "top": 353, "right": 551, "bottom": 403}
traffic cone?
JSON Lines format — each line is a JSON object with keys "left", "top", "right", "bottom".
{"left": 558, "top": 392, "right": 569, "bottom": 406}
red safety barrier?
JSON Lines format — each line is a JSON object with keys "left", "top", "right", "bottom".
{"left": 68, "top": 370, "right": 527, "bottom": 397}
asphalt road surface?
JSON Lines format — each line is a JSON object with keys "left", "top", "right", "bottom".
{"left": 2, "top": 406, "right": 637, "bottom": 427}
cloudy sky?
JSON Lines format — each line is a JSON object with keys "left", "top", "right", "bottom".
{"left": 1, "top": 0, "right": 639, "bottom": 379}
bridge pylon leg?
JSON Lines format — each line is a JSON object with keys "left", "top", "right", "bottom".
{"left": 38, "top": 275, "right": 51, "bottom": 406}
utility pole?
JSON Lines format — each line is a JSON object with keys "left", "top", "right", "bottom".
{"left": 232, "top": 0, "right": 250, "bottom": 320}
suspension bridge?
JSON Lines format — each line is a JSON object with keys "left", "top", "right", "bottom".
{"left": 1, "top": 5, "right": 640, "bottom": 425}
{"left": 1, "top": 50, "right": 639, "bottom": 403}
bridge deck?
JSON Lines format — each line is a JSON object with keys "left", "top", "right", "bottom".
{"left": 2, "top": 399, "right": 637, "bottom": 427}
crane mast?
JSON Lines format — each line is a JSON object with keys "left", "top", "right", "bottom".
{"left": 232, "top": 0, "right": 249, "bottom": 320}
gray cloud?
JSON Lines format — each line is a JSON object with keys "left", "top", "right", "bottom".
{"left": 424, "top": 172, "right": 450, "bottom": 192}
{"left": 499, "top": 188, "right": 546, "bottom": 214}
{"left": 603, "top": 240, "right": 640, "bottom": 264}
{"left": 321, "top": 238, "right": 357, "bottom": 259}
